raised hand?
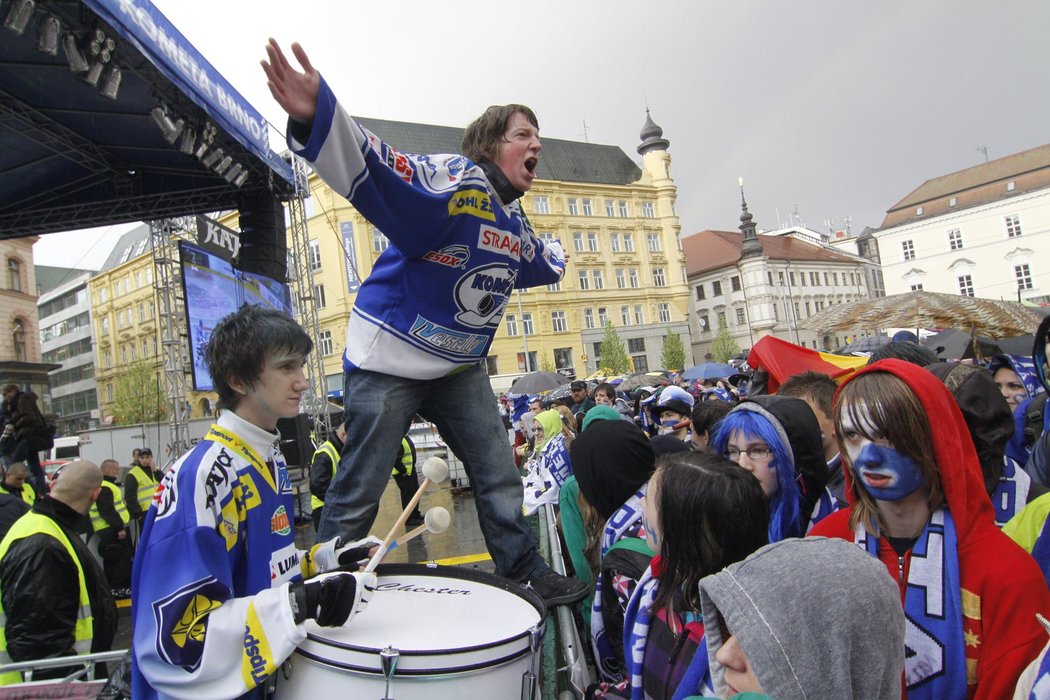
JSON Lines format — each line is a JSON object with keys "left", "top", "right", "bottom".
{"left": 261, "top": 38, "right": 319, "bottom": 122}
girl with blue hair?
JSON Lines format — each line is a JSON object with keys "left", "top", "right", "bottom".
{"left": 712, "top": 395, "right": 835, "bottom": 542}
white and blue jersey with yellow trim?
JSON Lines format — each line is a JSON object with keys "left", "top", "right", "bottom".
{"left": 130, "top": 411, "right": 306, "bottom": 700}
{"left": 289, "top": 76, "right": 566, "bottom": 380}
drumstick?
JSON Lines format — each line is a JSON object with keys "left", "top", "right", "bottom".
{"left": 364, "top": 457, "right": 449, "bottom": 573}
{"left": 384, "top": 506, "right": 451, "bottom": 555}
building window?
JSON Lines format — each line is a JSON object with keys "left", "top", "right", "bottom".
{"left": 100, "top": 316, "right": 109, "bottom": 334}
{"left": 623, "top": 233, "right": 634, "bottom": 252}
{"left": 901, "top": 240, "right": 915, "bottom": 261}
{"left": 567, "top": 198, "right": 579, "bottom": 216}
{"left": 312, "top": 331, "right": 329, "bottom": 358}
{"left": 949, "top": 197, "right": 957, "bottom": 207}
{"left": 582, "top": 199, "right": 593, "bottom": 216}
{"left": 642, "top": 201, "right": 655, "bottom": 218}
{"left": 11, "top": 318, "right": 25, "bottom": 361}
{"left": 587, "top": 231, "right": 598, "bottom": 252}
{"left": 621, "top": 306, "right": 631, "bottom": 326}
{"left": 577, "top": 269, "right": 589, "bottom": 290}
{"left": 313, "top": 284, "right": 326, "bottom": 308}
{"left": 371, "top": 227, "right": 390, "bottom": 252}
{"left": 610, "top": 232, "right": 620, "bottom": 252}
{"left": 647, "top": 233, "right": 661, "bottom": 252}
{"left": 308, "top": 239, "right": 322, "bottom": 271}
{"left": 735, "top": 308, "right": 746, "bottom": 325}
{"left": 947, "top": 228, "right": 963, "bottom": 251}
{"left": 605, "top": 200, "right": 615, "bottom": 217}
{"left": 810, "top": 272, "right": 819, "bottom": 286}
{"left": 546, "top": 279, "right": 562, "bottom": 292}
{"left": 915, "top": 206, "right": 924, "bottom": 216}
{"left": 138, "top": 303, "right": 145, "bottom": 322}
{"left": 653, "top": 267, "right": 666, "bottom": 287}
{"left": 592, "top": 270, "right": 604, "bottom": 290}
{"left": 632, "top": 354, "right": 649, "bottom": 373}
{"left": 142, "top": 339, "right": 149, "bottom": 358}
{"left": 551, "top": 311, "right": 567, "bottom": 333}
{"left": 505, "top": 314, "right": 518, "bottom": 336}
{"left": 573, "top": 232, "right": 584, "bottom": 252}
{"left": 698, "top": 313, "right": 710, "bottom": 331}
{"left": 98, "top": 286, "right": 107, "bottom": 304}
{"left": 789, "top": 271, "right": 796, "bottom": 286}
{"left": 627, "top": 338, "right": 646, "bottom": 354}
{"left": 634, "top": 305, "right": 644, "bottom": 324}
{"left": 598, "top": 307, "right": 608, "bottom": 326}
{"left": 584, "top": 308, "right": 595, "bottom": 329}
{"left": 629, "top": 269, "right": 639, "bottom": 288}
{"left": 731, "top": 275, "right": 741, "bottom": 292}
{"left": 910, "top": 283, "right": 923, "bottom": 291}
{"left": 616, "top": 269, "right": 626, "bottom": 289}
{"left": 619, "top": 201, "right": 629, "bottom": 217}
{"left": 1016, "top": 264, "right": 1034, "bottom": 291}
{"left": 521, "top": 313, "right": 534, "bottom": 336}
{"left": 533, "top": 196, "right": 550, "bottom": 215}
{"left": 712, "top": 280, "right": 723, "bottom": 296}
{"left": 1007, "top": 181, "right": 1016, "bottom": 192}
{"left": 804, "top": 302, "right": 811, "bottom": 317}
{"left": 958, "top": 274, "right": 974, "bottom": 297}
{"left": 1005, "top": 214, "right": 1022, "bottom": 238}
{"left": 717, "top": 311, "right": 727, "bottom": 329}
{"left": 130, "top": 345, "right": 137, "bottom": 361}
{"left": 658, "top": 303, "right": 670, "bottom": 323}
{"left": 833, "top": 272, "right": 839, "bottom": 286}
{"left": 106, "top": 384, "right": 114, "bottom": 403}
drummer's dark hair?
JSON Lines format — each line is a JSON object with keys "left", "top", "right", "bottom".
{"left": 205, "top": 304, "right": 312, "bottom": 411}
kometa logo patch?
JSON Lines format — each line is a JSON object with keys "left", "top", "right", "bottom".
{"left": 453, "top": 264, "right": 516, "bottom": 329}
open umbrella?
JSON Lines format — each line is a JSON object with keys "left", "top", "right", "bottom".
{"left": 510, "top": 371, "right": 565, "bottom": 394}
{"left": 681, "top": 362, "right": 738, "bottom": 381}
{"left": 798, "top": 290, "right": 1043, "bottom": 339}
{"left": 619, "top": 372, "right": 671, "bottom": 392}
{"left": 832, "top": 335, "right": 891, "bottom": 356}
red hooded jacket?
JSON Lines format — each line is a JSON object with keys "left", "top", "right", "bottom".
{"left": 811, "top": 358, "right": 1049, "bottom": 699}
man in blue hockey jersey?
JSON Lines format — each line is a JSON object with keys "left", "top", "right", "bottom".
{"left": 263, "top": 40, "right": 587, "bottom": 605}
{"left": 131, "top": 305, "right": 379, "bottom": 699}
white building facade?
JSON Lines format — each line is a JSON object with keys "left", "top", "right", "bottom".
{"left": 38, "top": 271, "right": 99, "bottom": 434}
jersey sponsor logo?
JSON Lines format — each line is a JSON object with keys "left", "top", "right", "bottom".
{"left": 423, "top": 244, "right": 470, "bottom": 268}
{"left": 453, "top": 263, "right": 516, "bottom": 329}
{"left": 242, "top": 604, "right": 276, "bottom": 689}
{"left": 520, "top": 237, "right": 536, "bottom": 262}
{"left": 477, "top": 226, "right": 520, "bottom": 258}
{"left": 154, "top": 472, "right": 178, "bottom": 520}
{"left": 271, "top": 505, "right": 291, "bottom": 536}
{"left": 204, "top": 451, "right": 233, "bottom": 512}
{"left": 448, "top": 189, "right": 496, "bottom": 222}
{"left": 276, "top": 464, "right": 292, "bottom": 495}
{"left": 239, "top": 473, "right": 262, "bottom": 512}
{"left": 409, "top": 315, "right": 488, "bottom": 356}
{"left": 385, "top": 146, "right": 414, "bottom": 183}
{"left": 269, "top": 542, "right": 301, "bottom": 583}
{"left": 153, "top": 577, "right": 228, "bottom": 671}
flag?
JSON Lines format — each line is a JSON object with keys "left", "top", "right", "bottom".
{"left": 747, "top": 336, "right": 868, "bottom": 393}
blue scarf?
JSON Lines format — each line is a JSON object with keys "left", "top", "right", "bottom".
{"left": 992, "top": 457, "right": 1030, "bottom": 528}
{"left": 856, "top": 508, "right": 967, "bottom": 699}
{"left": 805, "top": 486, "right": 840, "bottom": 533}
{"left": 621, "top": 567, "right": 712, "bottom": 700}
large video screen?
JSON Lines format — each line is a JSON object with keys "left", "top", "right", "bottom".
{"left": 179, "top": 241, "right": 293, "bottom": 392}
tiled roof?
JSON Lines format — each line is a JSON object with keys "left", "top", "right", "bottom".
{"left": 99, "top": 225, "right": 150, "bottom": 271}
{"left": 683, "top": 229, "right": 865, "bottom": 276}
{"left": 353, "top": 116, "right": 643, "bottom": 186}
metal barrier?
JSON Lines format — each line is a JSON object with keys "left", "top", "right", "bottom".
{"left": 0, "top": 648, "right": 127, "bottom": 697}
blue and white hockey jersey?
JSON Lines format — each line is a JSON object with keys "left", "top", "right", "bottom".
{"left": 130, "top": 411, "right": 307, "bottom": 700}
{"left": 289, "top": 76, "right": 566, "bottom": 380}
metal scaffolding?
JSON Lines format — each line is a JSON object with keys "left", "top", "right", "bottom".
{"left": 149, "top": 216, "right": 193, "bottom": 466}
{"left": 285, "top": 155, "right": 331, "bottom": 438}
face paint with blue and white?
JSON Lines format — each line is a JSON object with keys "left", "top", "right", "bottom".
{"left": 840, "top": 403, "right": 926, "bottom": 502}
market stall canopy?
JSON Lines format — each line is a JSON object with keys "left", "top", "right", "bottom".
{"left": 0, "top": 0, "right": 293, "bottom": 239}
{"left": 798, "top": 290, "right": 1043, "bottom": 340}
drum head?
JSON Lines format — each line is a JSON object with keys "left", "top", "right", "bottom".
{"left": 296, "top": 563, "right": 545, "bottom": 675}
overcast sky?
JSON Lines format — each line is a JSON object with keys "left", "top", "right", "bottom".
{"left": 33, "top": 0, "right": 1050, "bottom": 269}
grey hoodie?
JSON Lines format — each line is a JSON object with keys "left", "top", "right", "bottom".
{"left": 699, "top": 537, "right": 904, "bottom": 700}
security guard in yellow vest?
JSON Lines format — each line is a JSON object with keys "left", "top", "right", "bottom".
{"left": 88, "top": 459, "right": 133, "bottom": 596}
{"left": 123, "top": 447, "right": 161, "bottom": 534}
{"left": 0, "top": 462, "right": 34, "bottom": 507}
{"left": 0, "top": 461, "right": 117, "bottom": 684}
{"left": 310, "top": 422, "right": 347, "bottom": 531}
{"left": 392, "top": 435, "right": 423, "bottom": 527}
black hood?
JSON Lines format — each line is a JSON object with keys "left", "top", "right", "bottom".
{"left": 740, "top": 395, "right": 828, "bottom": 516}
{"left": 476, "top": 157, "right": 524, "bottom": 204}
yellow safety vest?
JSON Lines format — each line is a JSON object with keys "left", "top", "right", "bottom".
{"left": 0, "top": 512, "right": 93, "bottom": 685}
{"left": 126, "top": 464, "right": 158, "bottom": 513}
{"left": 0, "top": 484, "right": 33, "bottom": 508}
{"left": 89, "top": 481, "right": 131, "bottom": 533}
{"left": 392, "top": 438, "right": 414, "bottom": 477}
{"left": 310, "top": 441, "right": 340, "bottom": 510}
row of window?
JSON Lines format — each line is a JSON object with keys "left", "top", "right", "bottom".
{"left": 914, "top": 181, "right": 1021, "bottom": 217}
{"left": 695, "top": 269, "right": 862, "bottom": 302}
{"left": 97, "top": 266, "right": 154, "bottom": 303}
{"left": 530, "top": 196, "right": 656, "bottom": 219}
{"left": 910, "top": 264, "right": 1035, "bottom": 296}
{"left": 50, "top": 389, "right": 98, "bottom": 418}
{"left": 574, "top": 267, "right": 668, "bottom": 291}
{"left": 900, "top": 214, "right": 1024, "bottom": 261}
{"left": 504, "top": 303, "right": 673, "bottom": 336}
{"left": 40, "top": 311, "right": 90, "bottom": 342}
{"left": 697, "top": 295, "right": 859, "bottom": 332}
{"left": 39, "top": 286, "right": 88, "bottom": 320}
{"left": 99, "top": 337, "right": 161, "bottom": 367}
{"left": 50, "top": 363, "right": 94, "bottom": 388}
{"left": 42, "top": 336, "right": 93, "bottom": 364}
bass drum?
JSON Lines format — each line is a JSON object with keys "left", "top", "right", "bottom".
{"left": 281, "top": 563, "right": 546, "bottom": 698}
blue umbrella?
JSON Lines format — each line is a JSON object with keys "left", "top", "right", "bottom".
{"left": 682, "top": 362, "right": 738, "bottom": 382}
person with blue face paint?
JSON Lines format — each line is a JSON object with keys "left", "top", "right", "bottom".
{"left": 811, "top": 359, "right": 1050, "bottom": 700}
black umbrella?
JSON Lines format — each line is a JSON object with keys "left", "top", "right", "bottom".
{"left": 510, "top": 371, "right": 566, "bottom": 394}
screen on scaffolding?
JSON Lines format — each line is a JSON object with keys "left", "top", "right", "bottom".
{"left": 178, "top": 240, "right": 293, "bottom": 392}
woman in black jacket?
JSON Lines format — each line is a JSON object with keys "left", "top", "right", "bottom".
{"left": 2, "top": 384, "right": 47, "bottom": 494}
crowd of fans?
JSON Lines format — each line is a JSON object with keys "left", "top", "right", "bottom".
{"left": 505, "top": 314, "right": 1050, "bottom": 699}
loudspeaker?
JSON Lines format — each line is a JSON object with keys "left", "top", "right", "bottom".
{"left": 237, "top": 192, "right": 287, "bottom": 282}
{"left": 276, "top": 414, "right": 313, "bottom": 467}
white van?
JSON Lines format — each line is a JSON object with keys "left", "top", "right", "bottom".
{"left": 48, "top": 436, "right": 80, "bottom": 462}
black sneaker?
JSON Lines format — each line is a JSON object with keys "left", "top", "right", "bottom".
{"left": 525, "top": 568, "right": 589, "bottom": 607}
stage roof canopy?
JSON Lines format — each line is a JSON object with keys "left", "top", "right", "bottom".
{"left": 0, "top": 0, "right": 293, "bottom": 240}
